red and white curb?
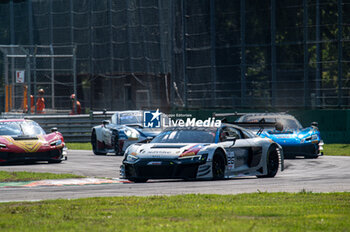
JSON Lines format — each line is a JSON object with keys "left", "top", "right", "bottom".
{"left": 0, "top": 178, "right": 131, "bottom": 188}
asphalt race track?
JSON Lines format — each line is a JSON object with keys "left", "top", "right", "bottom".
{"left": 1, "top": 150, "right": 350, "bottom": 202}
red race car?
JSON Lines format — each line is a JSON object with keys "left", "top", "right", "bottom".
{"left": 0, "top": 119, "right": 67, "bottom": 164}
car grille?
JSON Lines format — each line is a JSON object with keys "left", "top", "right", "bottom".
{"left": 0, "top": 149, "right": 61, "bottom": 161}
{"left": 125, "top": 163, "right": 198, "bottom": 179}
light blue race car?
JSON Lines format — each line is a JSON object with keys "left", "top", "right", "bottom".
{"left": 214, "top": 113, "right": 323, "bottom": 159}
{"left": 236, "top": 113, "right": 323, "bottom": 158}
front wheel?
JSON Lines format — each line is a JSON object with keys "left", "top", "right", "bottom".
{"left": 114, "top": 134, "right": 122, "bottom": 156}
{"left": 91, "top": 130, "right": 106, "bottom": 155}
{"left": 212, "top": 151, "right": 225, "bottom": 180}
{"left": 257, "top": 146, "right": 279, "bottom": 178}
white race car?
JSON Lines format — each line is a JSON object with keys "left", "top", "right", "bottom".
{"left": 120, "top": 124, "right": 284, "bottom": 182}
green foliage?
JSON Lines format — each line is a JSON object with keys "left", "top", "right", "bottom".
{"left": 0, "top": 171, "right": 84, "bottom": 182}
{"left": 0, "top": 193, "right": 349, "bottom": 231}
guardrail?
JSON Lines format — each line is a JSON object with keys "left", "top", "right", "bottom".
{"left": 1, "top": 112, "right": 115, "bottom": 143}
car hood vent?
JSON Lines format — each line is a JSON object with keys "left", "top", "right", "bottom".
{"left": 12, "top": 136, "right": 38, "bottom": 140}
{"left": 151, "top": 144, "right": 187, "bottom": 149}
{"left": 268, "top": 131, "right": 293, "bottom": 135}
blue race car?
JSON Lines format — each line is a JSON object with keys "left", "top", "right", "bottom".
{"left": 91, "top": 110, "right": 168, "bottom": 156}
{"left": 234, "top": 113, "right": 323, "bottom": 158}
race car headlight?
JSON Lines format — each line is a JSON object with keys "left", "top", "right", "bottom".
{"left": 311, "top": 134, "right": 318, "bottom": 140}
{"left": 50, "top": 139, "right": 62, "bottom": 146}
{"left": 0, "top": 143, "right": 7, "bottom": 148}
{"left": 126, "top": 154, "right": 139, "bottom": 162}
{"left": 302, "top": 134, "right": 318, "bottom": 142}
{"left": 125, "top": 128, "right": 140, "bottom": 140}
{"left": 178, "top": 153, "right": 208, "bottom": 162}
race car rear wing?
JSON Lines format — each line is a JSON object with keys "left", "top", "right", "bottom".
{"left": 213, "top": 112, "right": 276, "bottom": 126}
{"left": 230, "top": 121, "right": 277, "bottom": 127}
{"left": 212, "top": 112, "right": 247, "bottom": 117}
{"left": 213, "top": 112, "right": 279, "bottom": 135}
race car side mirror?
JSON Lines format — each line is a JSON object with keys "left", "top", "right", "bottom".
{"left": 311, "top": 122, "right": 318, "bottom": 127}
{"left": 102, "top": 120, "right": 110, "bottom": 126}
{"left": 275, "top": 122, "right": 283, "bottom": 131}
{"left": 146, "top": 137, "right": 153, "bottom": 143}
{"left": 51, "top": 127, "right": 58, "bottom": 132}
{"left": 227, "top": 137, "right": 236, "bottom": 147}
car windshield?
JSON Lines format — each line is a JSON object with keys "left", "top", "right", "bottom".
{"left": 151, "top": 128, "right": 217, "bottom": 143}
{"left": 0, "top": 121, "right": 45, "bottom": 136}
{"left": 237, "top": 116, "right": 302, "bottom": 130}
{"left": 118, "top": 112, "right": 143, "bottom": 125}
{"left": 112, "top": 112, "right": 169, "bottom": 131}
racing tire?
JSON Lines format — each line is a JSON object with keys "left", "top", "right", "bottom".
{"left": 304, "top": 146, "right": 320, "bottom": 159}
{"left": 91, "top": 130, "right": 107, "bottom": 156}
{"left": 212, "top": 151, "right": 225, "bottom": 180}
{"left": 129, "top": 178, "right": 148, "bottom": 183}
{"left": 114, "top": 134, "right": 122, "bottom": 156}
{"left": 257, "top": 146, "right": 279, "bottom": 178}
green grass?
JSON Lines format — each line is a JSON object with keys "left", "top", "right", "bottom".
{"left": 0, "top": 171, "right": 84, "bottom": 182}
{"left": 324, "top": 144, "right": 350, "bottom": 156}
{"left": 66, "top": 143, "right": 92, "bottom": 150}
{"left": 0, "top": 193, "right": 349, "bottom": 231}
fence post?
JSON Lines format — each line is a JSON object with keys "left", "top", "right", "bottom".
{"left": 26, "top": 53, "right": 31, "bottom": 115}
{"left": 73, "top": 46, "right": 77, "bottom": 114}
{"left": 50, "top": 45, "right": 55, "bottom": 109}
{"left": 33, "top": 46, "right": 37, "bottom": 113}
{"left": 241, "top": 0, "right": 246, "bottom": 107}
{"left": 210, "top": 0, "right": 217, "bottom": 107}
{"left": 181, "top": 0, "right": 187, "bottom": 108}
{"left": 315, "top": 0, "right": 321, "bottom": 107}
{"left": 337, "top": 0, "right": 343, "bottom": 108}
{"left": 303, "top": 0, "right": 309, "bottom": 108}
{"left": 271, "top": 0, "right": 276, "bottom": 108}
{"left": 4, "top": 54, "right": 9, "bottom": 112}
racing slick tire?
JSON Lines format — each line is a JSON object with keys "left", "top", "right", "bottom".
{"left": 257, "top": 146, "right": 279, "bottom": 178}
{"left": 304, "top": 145, "right": 320, "bottom": 159}
{"left": 212, "top": 150, "right": 225, "bottom": 180}
{"left": 91, "top": 130, "right": 107, "bottom": 155}
{"left": 113, "top": 134, "right": 122, "bottom": 156}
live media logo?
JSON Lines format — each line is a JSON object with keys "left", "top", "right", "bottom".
{"left": 144, "top": 109, "right": 161, "bottom": 128}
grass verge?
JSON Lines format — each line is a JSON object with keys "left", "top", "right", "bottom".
{"left": 324, "top": 144, "right": 350, "bottom": 156}
{"left": 0, "top": 192, "right": 349, "bottom": 231}
{"left": 66, "top": 142, "right": 92, "bottom": 150}
{"left": 0, "top": 171, "right": 84, "bottom": 182}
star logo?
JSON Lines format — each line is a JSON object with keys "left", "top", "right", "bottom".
{"left": 150, "top": 109, "right": 161, "bottom": 122}
{"left": 144, "top": 109, "right": 161, "bottom": 128}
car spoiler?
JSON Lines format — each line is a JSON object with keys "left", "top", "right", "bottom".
{"left": 212, "top": 112, "right": 247, "bottom": 117}
{"left": 213, "top": 112, "right": 276, "bottom": 127}
{"left": 213, "top": 112, "right": 278, "bottom": 135}
{"left": 230, "top": 122, "right": 276, "bottom": 127}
